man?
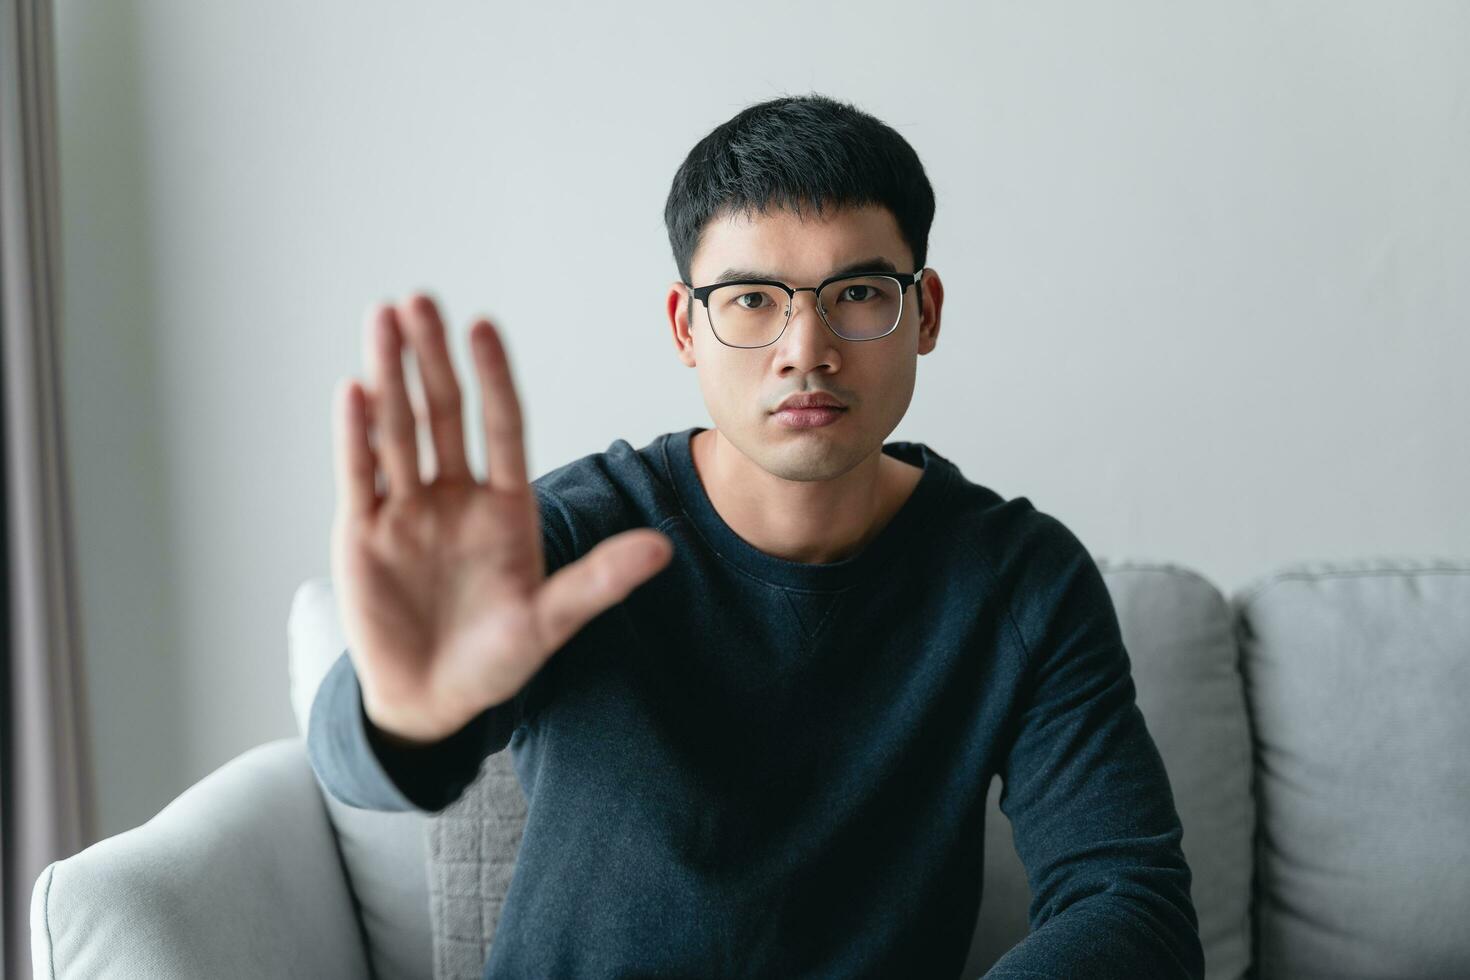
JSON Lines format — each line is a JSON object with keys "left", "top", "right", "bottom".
{"left": 308, "top": 93, "right": 1204, "bottom": 978}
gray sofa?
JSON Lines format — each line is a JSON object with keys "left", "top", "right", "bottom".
{"left": 31, "top": 558, "right": 1470, "bottom": 979}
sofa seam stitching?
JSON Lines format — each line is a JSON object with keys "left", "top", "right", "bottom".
{"left": 1235, "top": 566, "right": 1470, "bottom": 612}
{"left": 43, "top": 862, "right": 56, "bottom": 980}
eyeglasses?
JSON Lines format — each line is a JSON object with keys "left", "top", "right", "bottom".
{"left": 686, "top": 268, "right": 925, "bottom": 349}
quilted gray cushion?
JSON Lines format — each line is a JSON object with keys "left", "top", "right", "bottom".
{"left": 1234, "top": 560, "right": 1470, "bottom": 979}
{"left": 426, "top": 750, "right": 525, "bottom": 979}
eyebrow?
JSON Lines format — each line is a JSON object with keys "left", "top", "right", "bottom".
{"left": 711, "top": 255, "right": 899, "bottom": 285}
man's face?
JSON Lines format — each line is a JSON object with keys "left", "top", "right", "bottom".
{"left": 667, "top": 202, "right": 942, "bottom": 483}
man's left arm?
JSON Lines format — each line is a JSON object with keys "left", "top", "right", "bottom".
{"left": 985, "top": 513, "right": 1204, "bottom": 979}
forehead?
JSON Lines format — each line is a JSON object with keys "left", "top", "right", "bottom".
{"left": 690, "top": 203, "right": 910, "bottom": 283}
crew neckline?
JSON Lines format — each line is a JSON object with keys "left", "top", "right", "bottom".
{"left": 662, "top": 425, "right": 954, "bottom": 592}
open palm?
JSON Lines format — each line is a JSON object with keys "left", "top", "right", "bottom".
{"left": 329, "top": 294, "right": 672, "bottom": 745}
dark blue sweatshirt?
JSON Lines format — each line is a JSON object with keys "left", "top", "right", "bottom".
{"left": 307, "top": 425, "right": 1202, "bottom": 979}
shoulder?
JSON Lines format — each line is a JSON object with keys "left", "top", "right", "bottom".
{"left": 940, "top": 473, "right": 1104, "bottom": 626}
{"left": 978, "top": 499, "right": 1117, "bottom": 673}
{"left": 937, "top": 467, "right": 1067, "bottom": 572}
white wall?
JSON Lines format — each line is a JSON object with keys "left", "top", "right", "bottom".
{"left": 53, "top": 0, "right": 1470, "bottom": 841}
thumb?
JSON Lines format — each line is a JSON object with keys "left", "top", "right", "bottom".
{"left": 532, "top": 530, "right": 673, "bottom": 654}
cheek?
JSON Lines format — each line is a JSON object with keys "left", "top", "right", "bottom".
{"left": 698, "top": 367, "right": 766, "bottom": 425}
{"left": 879, "top": 367, "right": 918, "bottom": 416}
{"left": 693, "top": 363, "right": 736, "bottom": 409}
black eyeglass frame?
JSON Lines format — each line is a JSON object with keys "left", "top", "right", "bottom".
{"left": 685, "top": 268, "right": 926, "bottom": 348}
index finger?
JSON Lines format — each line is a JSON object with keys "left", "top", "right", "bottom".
{"left": 333, "top": 376, "right": 378, "bottom": 520}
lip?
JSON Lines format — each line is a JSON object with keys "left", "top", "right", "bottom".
{"left": 773, "top": 393, "right": 846, "bottom": 412}
{"left": 773, "top": 406, "right": 846, "bottom": 429}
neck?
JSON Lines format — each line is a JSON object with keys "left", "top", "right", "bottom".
{"left": 690, "top": 428, "right": 921, "bottom": 565}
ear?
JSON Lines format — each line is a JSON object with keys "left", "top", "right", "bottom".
{"left": 667, "top": 282, "right": 698, "bottom": 367}
{"left": 916, "top": 268, "right": 944, "bottom": 356}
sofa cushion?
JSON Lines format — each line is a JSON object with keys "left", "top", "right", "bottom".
{"left": 1234, "top": 559, "right": 1470, "bottom": 978}
{"left": 288, "top": 577, "right": 433, "bottom": 980}
{"left": 425, "top": 750, "right": 525, "bottom": 979}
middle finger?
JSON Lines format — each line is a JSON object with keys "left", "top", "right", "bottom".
{"left": 397, "top": 293, "right": 472, "bottom": 483}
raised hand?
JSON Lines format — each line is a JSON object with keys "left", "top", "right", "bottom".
{"left": 330, "top": 294, "right": 673, "bottom": 746}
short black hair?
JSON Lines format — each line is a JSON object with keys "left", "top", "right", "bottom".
{"left": 664, "top": 92, "right": 936, "bottom": 313}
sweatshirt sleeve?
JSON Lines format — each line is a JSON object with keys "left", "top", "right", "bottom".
{"left": 305, "top": 488, "right": 575, "bottom": 814}
{"left": 985, "top": 514, "right": 1204, "bottom": 979}
{"left": 305, "top": 648, "right": 519, "bottom": 812}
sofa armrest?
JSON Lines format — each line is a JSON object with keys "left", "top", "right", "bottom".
{"left": 31, "top": 737, "right": 370, "bottom": 979}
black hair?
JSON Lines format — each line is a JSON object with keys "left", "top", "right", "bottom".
{"left": 664, "top": 93, "right": 935, "bottom": 316}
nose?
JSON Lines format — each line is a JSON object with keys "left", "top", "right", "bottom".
{"left": 780, "top": 290, "right": 839, "bottom": 348}
{"left": 771, "top": 291, "right": 841, "bottom": 375}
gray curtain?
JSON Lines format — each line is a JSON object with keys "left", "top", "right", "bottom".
{"left": 0, "top": 0, "right": 94, "bottom": 976}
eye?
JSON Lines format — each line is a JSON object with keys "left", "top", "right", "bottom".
{"left": 733, "top": 292, "right": 770, "bottom": 310}
{"left": 841, "top": 284, "right": 882, "bottom": 302}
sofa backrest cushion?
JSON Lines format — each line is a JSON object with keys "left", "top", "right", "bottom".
{"left": 1234, "top": 559, "right": 1470, "bottom": 979}
{"left": 288, "top": 578, "right": 433, "bottom": 980}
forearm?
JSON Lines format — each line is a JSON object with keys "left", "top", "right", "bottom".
{"left": 984, "top": 883, "right": 1203, "bottom": 979}
{"left": 306, "top": 648, "right": 511, "bottom": 812}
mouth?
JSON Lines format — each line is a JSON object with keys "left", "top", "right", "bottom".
{"left": 772, "top": 396, "right": 847, "bottom": 413}
{"left": 771, "top": 405, "right": 847, "bottom": 429}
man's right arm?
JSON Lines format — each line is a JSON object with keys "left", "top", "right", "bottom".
{"left": 306, "top": 647, "right": 519, "bottom": 813}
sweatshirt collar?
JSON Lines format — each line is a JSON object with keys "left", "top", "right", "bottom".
{"left": 663, "top": 425, "right": 954, "bottom": 591}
